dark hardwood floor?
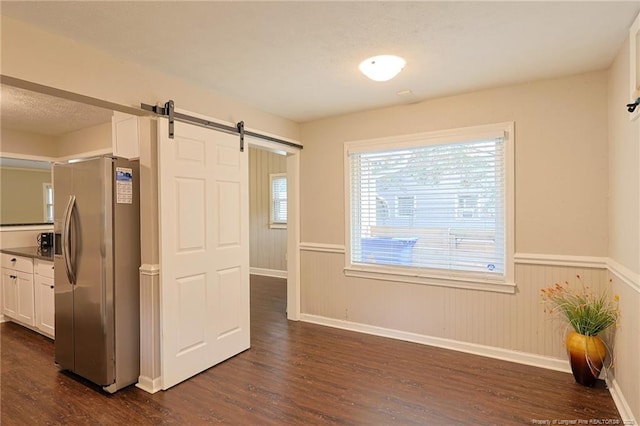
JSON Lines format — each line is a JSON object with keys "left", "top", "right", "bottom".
{"left": 1, "top": 275, "right": 621, "bottom": 425}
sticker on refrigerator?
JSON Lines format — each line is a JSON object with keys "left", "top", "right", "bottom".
{"left": 115, "top": 167, "right": 133, "bottom": 204}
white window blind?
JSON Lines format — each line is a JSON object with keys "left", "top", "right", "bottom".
{"left": 349, "top": 135, "right": 506, "bottom": 277}
{"left": 270, "top": 173, "right": 287, "bottom": 225}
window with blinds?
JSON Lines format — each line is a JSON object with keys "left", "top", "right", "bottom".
{"left": 270, "top": 173, "right": 287, "bottom": 227}
{"left": 345, "top": 123, "right": 514, "bottom": 287}
{"left": 43, "top": 183, "right": 53, "bottom": 222}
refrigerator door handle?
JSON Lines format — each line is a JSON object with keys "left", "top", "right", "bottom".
{"left": 62, "top": 195, "right": 77, "bottom": 285}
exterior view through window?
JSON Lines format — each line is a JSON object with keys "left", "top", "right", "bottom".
{"left": 346, "top": 123, "right": 513, "bottom": 286}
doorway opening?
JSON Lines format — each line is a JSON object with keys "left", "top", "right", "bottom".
{"left": 247, "top": 139, "right": 301, "bottom": 322}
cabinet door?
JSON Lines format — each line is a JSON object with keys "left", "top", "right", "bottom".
{"left": 16, "top": 271, "right": 35, "bottom": 326}
{"left": 112, "top": 111, "right": 140, "bottom": 159}
{"left": 36, "top": 275, "right": 55, "bottom": 337}
{"left": 1, "top": 268, "right": 18, "bottom": 319}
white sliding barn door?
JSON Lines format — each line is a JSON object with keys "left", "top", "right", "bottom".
{"left": 158, "top": 118, "right": 250, "bottom": 390}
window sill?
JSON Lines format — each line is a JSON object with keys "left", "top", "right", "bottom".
{"left": 344, "top": 265, "right": 516, "bottom": 294}
{"left": 269, "top": 223, "right": 287, "bottom": 230}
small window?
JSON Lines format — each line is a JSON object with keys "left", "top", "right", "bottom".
{"left": 397, "top": 195, "right": 415, "bottom": 217}
{"left": 456, "top": 194, "right": 478, "bottom": 219}
{"left": 270, "top": 173, "right": 287, "bottom": 228}
{"left": 43, "top": 183, "right": 53, "bottom": 222}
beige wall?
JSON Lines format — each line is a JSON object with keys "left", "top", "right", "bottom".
{"left": 1, "top": 116, "right": 111, "bottom": 160}
{"left": 608, "top": 37, "right": 640, "bottom": 274}
{"left": 0, "top": 167, "right": 51, "bottom": 224}
{"left": 249, "top": 148, "right": 287, "bottom": 272}
{"left": 301, "top": 71, "right": 609, "bottom": 256}
{"left": 607, "top": 36, "right": 640, "bottom": 421}
{"left": 1, "top": 16, "right": 299, "bottom": 142}
{"left": 0, "top": 128, "right": 57, "bottom": 158}
{"left": 298, "top": 72, "right": 610, "bottom": 366}
{"left": 55, "top": 121, "right": 112, "bottom": 158}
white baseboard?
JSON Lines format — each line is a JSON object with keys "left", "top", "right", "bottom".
{"left": 250, "top": 267, "right": 287, "bottom": 279}
{"left": 299, "top": 313, "right": 570, "bottom": 373}
{"left": 607, "top": 377, "right": 637, "bottom": 425}
{"left": 136, "top": 376, "right": 162, "bottom": 394}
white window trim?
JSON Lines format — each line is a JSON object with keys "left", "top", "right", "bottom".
{"left": 343, "top": 122, "right": 515, "bottom": 294}
{"left": 269, "top": 173, "right": 287, "bottom": 229}
{"left": 43, "top": 182, "right": 53, "bottom": 222}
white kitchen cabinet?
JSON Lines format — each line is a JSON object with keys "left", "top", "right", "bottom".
{"left": 112, "top": 111, "right": 140, "bottom": 159}
{"left": 34, "top": 259, "right": 55, "bottom": 337}
{"left": 1, "top": 267, "right": 18, "bottom": 319}
{"left": 1, "top": 254, "right": 35, "bottom": 327}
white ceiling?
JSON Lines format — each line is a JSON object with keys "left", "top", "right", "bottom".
{"left": 1, "top": 84, "right": 113, "bottom": 136}
{"left": 2, "top": 1, "right": 639, "bottom": 124}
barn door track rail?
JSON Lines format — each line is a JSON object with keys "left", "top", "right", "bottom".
{"left": 141, "top": 100, "right": 303, "bottom": 151}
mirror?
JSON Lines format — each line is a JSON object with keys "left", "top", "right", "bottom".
{"left": 0, "top": 83, "right": 114, "bottom": 226}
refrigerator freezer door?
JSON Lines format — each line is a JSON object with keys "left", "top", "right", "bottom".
{"left": 54, "top": 163, "right": 74, "bottom": 371}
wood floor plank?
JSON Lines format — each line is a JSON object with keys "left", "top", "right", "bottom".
{"left": 1, "top": 275, "right": 622, "bottom": 425}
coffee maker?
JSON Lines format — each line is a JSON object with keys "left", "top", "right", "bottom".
{"left": 38, "top": 232, "right": 54, "bottom": 251}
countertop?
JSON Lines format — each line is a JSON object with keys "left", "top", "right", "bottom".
{"left": 0, "top": 246, "right": 54, "bottom": 262}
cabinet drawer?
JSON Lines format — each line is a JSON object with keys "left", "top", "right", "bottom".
{"left": 35, "top": 260, "right": 55, "bottom": 279}
{"left": 1, "top": 254, "right": 33, "bottom": 274}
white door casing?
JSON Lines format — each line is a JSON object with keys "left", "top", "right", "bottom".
{"left": 158, "top": 118, "right": 250, "bottom": 390}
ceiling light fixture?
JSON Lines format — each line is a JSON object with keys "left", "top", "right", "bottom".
{"left": 359, "top": 55, "right": 406, "bottom": 82}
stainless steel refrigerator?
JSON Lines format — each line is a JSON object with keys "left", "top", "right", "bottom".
{"left": 53, "top": 156, "right": 140, "bottom": 393}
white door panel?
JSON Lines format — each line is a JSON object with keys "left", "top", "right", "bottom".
{"left": 159, "top": 119, "right": 249, "bottom": 389}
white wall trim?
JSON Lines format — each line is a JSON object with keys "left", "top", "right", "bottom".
{"left": 0, "top": 224, "right": 54, "bottom": 232}
{"left": 299, "top": 242, "right": 346, "bottom": 254}
{"left": 299, "top": 245, "right": 610, "bottom": 270}
{"left": 0, "top": 149, "right": 113, "bottom": 164}
{"left": 514, "top": 253, "right": 607, "bottom": 269}
{"left": 0, "top": 152, "right": 56, "bottom": 162}
{"left": 139, "top": 263, "right": 160, "bottom": 276}
{"left": 56, "top": 148, "right": 113, "bottom": 161}
{"left": 250, "top": 267, "right": 287, "bottom": 279}
{"left": 138, "top": 263, "right": 161, "bottom": 394}
{"left": 607, "top": 377, "right": 637, "bottom": 425}
{"left": 607, "top": 258, "right": 640, "bottom": 294}
{"left": 299, "top": 313, "right": 570, "bottom": 374}
{"left": 344, "top": 266, "right": 517, "bottom": 294}
{"left": 135, "top": 376, "right": 162, "bottom": 395}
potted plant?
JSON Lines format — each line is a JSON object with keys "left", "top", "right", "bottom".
{"left": 540, "top": 275, "right": 619, "bottom": 387}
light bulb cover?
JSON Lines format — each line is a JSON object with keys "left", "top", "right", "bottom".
{"left": 359, "top": 55, "right": 406, "bottom": 82}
